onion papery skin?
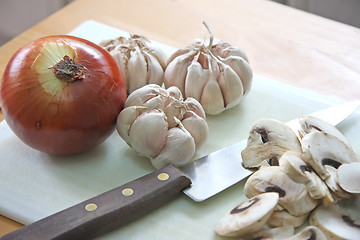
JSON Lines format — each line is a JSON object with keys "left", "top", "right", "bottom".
{"left": 0, "top": 35, "right": 126, "bottom": 155}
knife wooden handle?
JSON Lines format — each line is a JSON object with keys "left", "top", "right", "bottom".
{"left": 1, "top": 165, "right": 191, "bottom": 240}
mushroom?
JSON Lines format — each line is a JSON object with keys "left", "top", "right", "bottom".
{"left": 299, "top": 115, "right": 351, "bottom": 147}
{"left": 241, "top": 118, "right": 302, "bottom": 168}
{"left": 250, "top": 226, "right": 295, "bottom": 239}
{"left": 287, "top": 226, "right": 327, "bottom": 240}
{"left": 324, "top": 165, "right": 351, "bottom": 200}
{"left": 244, "top": 166, "right": 318, "bottom": 216}
{"left": 309, "top": 205, "right": 360, "bottom": 240}
{"left": 337, "top": 162, "right": 360, "bottom": 194}
{"left": 301, "top": 131, "right": 359, "bottom": 180}
{"left": 279, "top": 150, "right": 334, "bottom": 206}
{"left": 214, "top": 192, "right": 279, "bottom": 237}
{"left": 267, "top": 209, "right": 309, "bottom": 228}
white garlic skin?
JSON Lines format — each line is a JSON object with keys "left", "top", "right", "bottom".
{"left": 164, "top": 38, "right": 253, "bottom": 115}
{"left": 99, "top": 34, "right": 167, "bottom": 95}
{"left": 116, "top": 84, "right": 209, "bottom": 169}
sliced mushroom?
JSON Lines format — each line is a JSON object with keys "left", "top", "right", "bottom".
{"left": 299, "top": 115, "right": 351, "bottom": 147}
{"left": 214, "top": 192, "right": 279, "bottom": 237}
{"left": 338, "top": 162, "right": 360, "bottom": 194}
{"left": 250, "top": 225, "right": 295, "bottom": 239}
{"left": 279, "top": 150, "right": 334, "bottom": 206}
{"left": 244, "top": 166, "right": 318, "bottom": 216}
{"left": 301, "top": 131, "right": 359, "bottom": 180}
{"left": 279, "top": 150, "right": 314, "bottom": 184}
{"left": 241, "top": 118, "right": 302, "bottom": 168}
{"left": 287, "top": 226, "right": 327, "bottom": 240}
{"left": 309, "top": 205, "right": 360, "bottom": 240}
{"left": 324, "top": 165, "right": 351, "bottom": 199}
{"left": 267, "top": 209, "right": 309, "bottom": 228}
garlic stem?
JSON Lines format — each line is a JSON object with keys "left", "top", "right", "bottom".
{"left": 203, "top": 21, "right": 214, "bottom": 50}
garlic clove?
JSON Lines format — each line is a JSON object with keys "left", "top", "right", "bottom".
{"left": 124, "top": 84, "right": 163, "bottom": 108}
{"left": 116, "top": 106, "right": 146, "bottom": 146}
{"left": 166, "top": 48, "right": 193, "bottom": 66}
{"left": 166, "top": 86, "right": 184, "bottom": 101}
{"left": 113, "top": 50, "right": 129, "bottom": 83}
{"left": 163, "top": 100, "right": 186, "bottom": 129}
{"left": 184, "top": 55, "right": 209, "bottom": 101}
{"left": 200, "top": 76, "right": 224, "bottom": 115}
{"left": 151, "top": 119, "right": 196, "bottom": 169}
{"left": 142, "top": 95, "right": 164, "bottom": 111}
{"left": 217, "top": 62, "right": 244, "bottom": 109}
{"left": 223, "top": 55, "right": 253, "bottom": 95}
{"left": 162, "top": 86, "right": 184, "bottom": 109}
{"left": 127, "top": 46, "right": 148, "bottom": 93}
{"left": 164, "top": 50, "right": 197, "bottom": 95}
{"left": 129, "top": 110, "right": 168, "bottom": 158}
{"left": 211, "top": 41, "right": 249, "bottom": 62}
{"left": 181, "top": 111, "right": 209, "bottom": 148}
{"left": 199, "top": 57, "right": 224, "bottom": 115}
{"left": 184, "top": 97, "right": 206, "bottom": 120}
{"left": 142, "top": 50, "right": 164, "bottom": 87}
{"left": 145, "top": 42, "right": 168, "bottom": 70}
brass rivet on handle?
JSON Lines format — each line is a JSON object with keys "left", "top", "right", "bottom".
{"left": 85, "top": 203, "right": 98, "bottom": 212}
{"left": 157, "top": 173, "right": 169, "bottom": 181}
{"left": 122, "top": 188, "right": 134, "bottom": 196}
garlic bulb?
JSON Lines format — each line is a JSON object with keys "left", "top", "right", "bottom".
{"left": 116, "top": 84, "right": 209, "bottom": 169}
{"left": 164, "top": 22, "right": 253, "bottom": 115}
{"left": 99, "top": 34, "right": 167, "bottom": 94}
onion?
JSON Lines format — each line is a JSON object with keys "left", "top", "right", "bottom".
{"left": 0, "top": 35, "right": 127, "bottom": 155}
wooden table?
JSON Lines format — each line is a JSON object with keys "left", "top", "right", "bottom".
{"left": 1, "top": 0, "right": 359, "bottom": 236}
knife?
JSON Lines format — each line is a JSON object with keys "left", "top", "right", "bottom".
{"left": 1, "top": 100, "right": 359, "bottom": 240}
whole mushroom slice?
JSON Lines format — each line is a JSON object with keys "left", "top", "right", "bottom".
{"left": 267, "top": 209, "right": 308, "bottom": 228}
{"left": 287, "top": 226, "right": 327, "bottom": 240}
{"left": 309, "top": 205, "right": 360, "bottom": 240}
{"left": 244, "top": 166, "right": 318, "bottom": 216}
{"left": 299, "top": 115, "right": 351, "bottom": 147}
{"left": 279, "top": 150, "right": 334, "bottom": 205}
{"left": 241, "top": 118, "right": 302, "bottom": 168}
{"left": 214, "top": 192, "right": 279, "bottom": 237}
{"left": 337, "top": 162, "right": 360, "bottom": 194}
{"left": 301, "top": 131, "right": 359, "bottom": 180}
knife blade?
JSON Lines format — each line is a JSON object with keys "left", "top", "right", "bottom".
{"left": 2, "top": 100, "right": 359, "bottom": 240}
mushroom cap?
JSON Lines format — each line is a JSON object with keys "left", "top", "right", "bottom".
{"left": 251, "top": 225, "right": 295, "bottom": 239}
{"left": 214, "top": 192, "right": 279, "bottom": 237}
{"left": 279, "top": 150, "right": 335, "bottom": 204}
{"left": 337, "top": 162, "right": 360, "bottom": 194}
{"left": 299, "top": 115, "right": 351, "bottom": 147}
{"left": 287, "top": 226, "right": 327, "bottom": 240}
{"left": 279, "top": 150, "right": 313, "bottom": 184}
{"left": 267, "top": 209, "right": 309, "bottom": 228}
{"left": 309, "top": 205, "right": 360, "bottom": 240}
{"left": 301, "top": 131, "right": 359, "bottom": 180}
{"left": 324, "top": 165, "right": 352, "bottom": 199}
{"left": 244, "top": 166, "right": 318, "bottom": 216}
{"left": 241, "top": 118, "right": 302, "bottom": 168}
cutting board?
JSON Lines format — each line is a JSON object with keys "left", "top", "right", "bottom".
{"left": 1, "top": 20, "right": 359, "bottom": 239}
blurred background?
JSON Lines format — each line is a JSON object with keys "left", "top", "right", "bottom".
{"left": 0, "top": 0, "right": 359, "bottom": 46}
